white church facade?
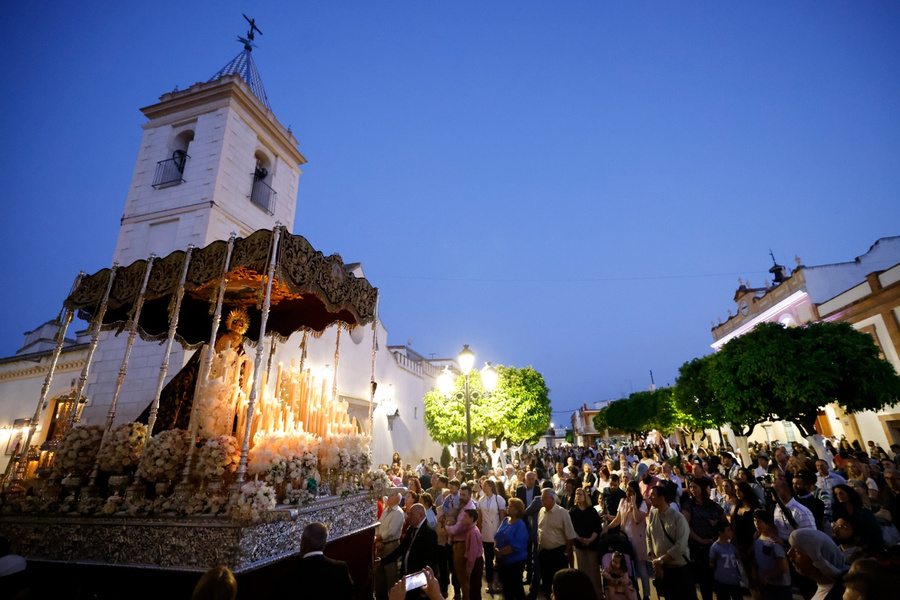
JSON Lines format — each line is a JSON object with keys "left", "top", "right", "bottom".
{"left": 707, "top": 237, "right": 900, "bottom": 452}
{"left": 0, "top": 38, "right": 444, "bottom": 478}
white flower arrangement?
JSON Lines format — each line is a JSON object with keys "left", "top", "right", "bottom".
{"left": 58, "top": 496, "right": 77, "bottom": 514}
{"left": 232, "top": 480, "right": 276, "bottom": 522}
{"left": 137, "top": 429, "right": 189, "bottom": 482}
{"left": 182, "top": 492, "right": 229, "bottom": 516}
{"left": 96, "top": 422, "right": 148, "bottom": 473}
{"left": 317, "top": 437, "right": 340, "bottom": 471}
{"left": 248, "top": 431, "right": 321, "bottom": 492}
{"left": 284, "top": 482, "right": 314, "bottom": 506}
{"left": 331, "top": 433, "right": 371, "bottom": 476}
{"left": 336, "top": 479, "right": 356, "bottom": 497}
{"left": 54, "top": 425, "right": 104, "bottom": 476}
{"left": 77, "top": 495, "right": 104, "bottom": 514}
{"left": 196, "top": 435, "right": 241, "bottom": 481}
{"left": 100, "top": 496, "right": 124, "bottom": 515}
{"left": 264, "top": 457, "right": 288, "bottom": 485}
{"left": 364, "top": 468, "right": 392, "bottom": 494}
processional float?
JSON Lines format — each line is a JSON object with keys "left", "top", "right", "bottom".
{"left": 0, "top": 225, "right": 394, "bottom": 573}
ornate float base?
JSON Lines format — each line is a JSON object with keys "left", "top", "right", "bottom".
{"left": 0, "top": 492, "right": 377, "bottom": 573}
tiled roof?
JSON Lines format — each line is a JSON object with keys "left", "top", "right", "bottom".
{"left": 208, "top": 49, "right": 271, "bottom": 110}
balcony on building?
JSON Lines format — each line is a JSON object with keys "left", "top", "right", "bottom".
{"left": 152, "top": 151, "right": 189, "bottom": 188}
{"left": 250, "top": 169, "right": 276, "bottom": 215}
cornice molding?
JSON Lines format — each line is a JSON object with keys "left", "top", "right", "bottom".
{"left": 0, "top": 358, "right": 87, "bottom": 382}
{"left": 141, "top": 76, "right": 306, "bottom": 166}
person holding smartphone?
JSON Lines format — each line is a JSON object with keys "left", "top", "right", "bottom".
{"left": 389, "top": 566, "right": 447, "bottom": 600}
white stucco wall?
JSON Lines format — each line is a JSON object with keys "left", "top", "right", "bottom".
{"left": 0, "top": 348, "right": 89, "bottom": 474}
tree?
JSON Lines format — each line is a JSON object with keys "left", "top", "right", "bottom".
{"left": 711, "top": 322, "right": 796, "bottom": 435}
{"left": 711, "top": 321, "right": 900, "bottom": 441}
{"left": 601, "top": 388, "right": 677, "bottom": 436}
{"left": 638, "top": 387, "right": 678, "bottom": 434}
{"left": 672, "top": 355, "right": 724, "bottom": 442}
{"left": 423, "top": 365, "right": 551, "bottom": 448}
{"left": 788, "top": 321, "right": 900, "bottom": 436}
{"left": 591, "top": 406, "right": 609, "bottom": 433}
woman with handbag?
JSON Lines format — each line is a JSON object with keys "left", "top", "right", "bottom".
{"left": 477, "top": 479, "right": 507, "bottom": 593}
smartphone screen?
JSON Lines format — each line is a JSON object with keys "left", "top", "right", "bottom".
{"left": 405, "top": 571, "right": 427, "bottom": 591}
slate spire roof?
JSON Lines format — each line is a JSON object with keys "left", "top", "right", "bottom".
{"left": 208, "top": 48, "right": 271, "bottom": 110}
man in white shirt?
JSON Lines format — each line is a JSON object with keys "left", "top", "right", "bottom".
{"left": 537, "top": 489, "right": 576, "bottom": 600}
{"left": 375, "top": 491, "right": 406, "bottom": 600}
{"left": 753, "top": 454, "right": 770, "bottom": 480}
{"left": 552, "top": 463, "right": 567, "bottom": 496}
{"left": 415, "top": 459, "right": 428, "bottom": 478}
{"left": 502, "top": 465, "right": 517, "bottom": 489}
{"left": 772, "top": 479, "right": 816, "bottom": 541}
{"left": 615, "top": 453, "right": 632, "bottom": 477}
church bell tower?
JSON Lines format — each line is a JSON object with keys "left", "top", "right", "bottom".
{"left": 80, "top": 19, "right": 306, "bottom": 425}
{"left": 112, "top": 18, "right": 306, "bottom": 265}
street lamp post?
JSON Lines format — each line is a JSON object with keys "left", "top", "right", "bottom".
{"left": 438, "top": 344, "right": 497, "bottom": 476}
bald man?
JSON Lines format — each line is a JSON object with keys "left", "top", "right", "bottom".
{"left": 382, "top": 503, "right": 438, "bottom": 580}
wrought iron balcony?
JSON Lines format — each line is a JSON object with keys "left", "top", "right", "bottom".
{"left": 250, "top": 174, "right": 276, "bottom": 215}
{"left": 152, "top": 151, "right": 189, "bottom": 188}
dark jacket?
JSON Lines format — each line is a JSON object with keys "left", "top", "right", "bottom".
{"left": 515, "top": 484, "right": 541, "bottom": 508}
{"left": 382, "top": 521, "right": 438, "bottom": 577}
{"left": 290, "top": 553, "right": 354, "bottom": 600}
{"left": 795, "top": 493, "right": 826, "bottom": 531}
{"left": 515, "top": 484, "right": 543, "bottom": 541}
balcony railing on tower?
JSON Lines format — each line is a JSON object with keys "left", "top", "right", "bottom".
{"left": 250, "top": 169, "right": 276, "bottom": 215}
{"left": 152, "top": 150, "right": 189, "bottom": 188}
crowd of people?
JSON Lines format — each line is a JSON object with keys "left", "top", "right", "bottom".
{"left": 3, "top": 437, "right": 900, "bottom": 599}
{"left": 375, "top": 437, "right": 900, "bottom": 600}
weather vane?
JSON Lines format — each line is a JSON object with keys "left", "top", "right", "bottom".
{"left": 238, "top": 14, "right": 263, "bottom": 51}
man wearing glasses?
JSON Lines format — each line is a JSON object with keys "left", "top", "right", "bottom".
{"left": 881, "top": 468, "right": 900, "bottom": 528}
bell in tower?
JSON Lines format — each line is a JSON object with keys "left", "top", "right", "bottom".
{"left": 769, "top": 250, "right": 788, "bottom": 284}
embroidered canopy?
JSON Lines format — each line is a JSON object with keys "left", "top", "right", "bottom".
{"left": 63, "top": 227, "right": 378, "bottom": 348}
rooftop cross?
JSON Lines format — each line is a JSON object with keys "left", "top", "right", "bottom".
{"left": 238, "top": 14, "right": 263, "bottom": 51}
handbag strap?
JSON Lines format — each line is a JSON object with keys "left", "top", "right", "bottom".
{"left": 660, "top": 521, "right": 690, "bottom": 564}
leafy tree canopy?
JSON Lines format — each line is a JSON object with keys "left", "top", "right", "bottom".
{"left": 602, "top": 387, "right": 677, "bottom": 436}
{"left": 591, "top": 406, "right": 609, "bottom": 433}
{"left": 710, "top": 321, "right": 900, "bottom": 437}
{"left": 423, "top": 365, "right": 551, "bottom": 447}
{"left": 672, "top": 354, "right": 724, "bottom": 434}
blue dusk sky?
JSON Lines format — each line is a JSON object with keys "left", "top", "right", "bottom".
{"left": 2, "top": 2, "right": 899, "bottom": 423}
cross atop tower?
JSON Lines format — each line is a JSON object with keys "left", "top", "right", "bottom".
{"left": 238, "top": 14, "right": 263, "bottom": 51}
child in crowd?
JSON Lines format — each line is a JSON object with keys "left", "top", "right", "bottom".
{"left": 461, "top": 509, "right": 483, "bottom": 600}
{"left": 602, "top": 551, "right": 638, "bottom": 600}
{"left": 709, "top": 521, "right": 742, "bottom": 600}
{"left": 752, "top": 509, "right": 791, "bottom": 600}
